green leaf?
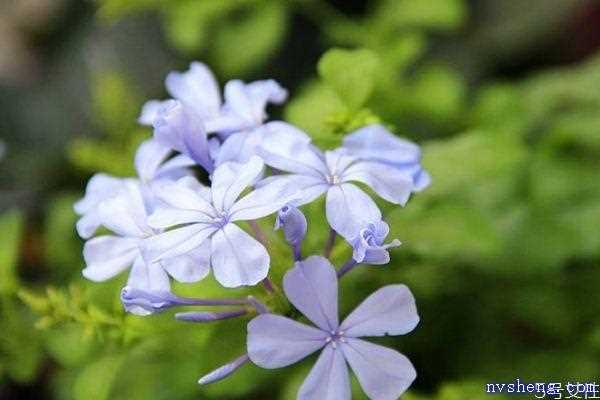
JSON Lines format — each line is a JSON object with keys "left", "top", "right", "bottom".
{"left": 163, "top": 0, "right": 230, "bottom": 54}
{"left": 388, "top": 202, "right": 502, "bottom": 264}
{"left": 383, "top": 0, "right": 467, "bottom": 31}
{"left": 0, "top": 210, "right": 24, "bottom": 295}
{"left": 44, "top": 194, "right": 81, "bottom": 280}
{"left": 317, "top": 48, "right": 380, "bottom": 110}
{"left": 0, "top": 298, "right": 43, "bottom": 383}
{"left": 92, "top": 72, "right": 141, "bottom": 136}
{"left": 402, "top": 64, "right": 466, "bottom": 125}
{"left": 98, "top": 0, "right": 164, "bottom": 21}
{"left": 284, "top": 81, "right": 345, "bottom": 144}
{"left": 73, "top": 354, "right": 125, "bottom": 400}
{"left": 211, "top": 2, "right": 288, "bottom": 76}
{"left": 422, "top": 130, "right": 527, "bottom": 204}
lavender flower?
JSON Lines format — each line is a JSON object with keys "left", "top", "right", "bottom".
{"left": 138, "top": 62, "right": 289, "bottom": 169}
{"left": 75, "top": 139, "right": 192, "bottom": 240}
{"left": 341, "top": 124, "right": 431, "bottom": 192}
{"left": 275, "top": 204, "right": 307, "bottom": 260}
{"left": 247, "top": 256, "right": 419, "bottom": 400}
{"left": 258, "top": 132, "right": 415, "bottom": 240}
{"left": 141, "top": 156, "right": 299, "bottom": 288}
{"left": 351, "top": 220, "right": 401, "bottom": 265}
{"left": 81, "top": 181, "right": 210, "bottom": 291}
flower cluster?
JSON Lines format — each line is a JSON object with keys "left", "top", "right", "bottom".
{"left": 75, "top": 62, "right": 429, "bottom": 400}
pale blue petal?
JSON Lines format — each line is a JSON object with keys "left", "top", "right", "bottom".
{"left": 75, "top": 212, "right": 102, "bottom": 240}
{"left": 82, "top": 236, "right": 139, "bottom": 281}
{"left": 342, "top": 124, "right": 421, "bottom": 165}
{"left": 341, "top": 338, "right": 416, "bottom": 400}
{"left": 165, "top": 61, "right": 221, "bottom": 119}
{"left": 127, "top": 256, "right": 171, "bottom": 292}
{"left": 210, "top": 156, "right": 264, "bottom": 213}
{"left": 414, "top": 169, "right": 431, "bottom": 192}
{"left": 255, "top": 175, "right": 328, "bottom": 206}
{"left": 324, "top": 150, "right": 357, "bottom": 177}
{"left": 283, "top": 256, "right": 339, "bottom": 331}
{"left": 153, "top": 100, "right": 213, "bottom": 171}
{"left": 138, "top": 100, "right": 172, "bottom": 126}
{"left": 298, "top": 345, "right": 351, "bottom": 400}
{"left": 147, "top": 207, "right": 213, "bottom": 229}
{"left": 223, "top": 80, "right": 264, "bottom": 128}
{"left": 247, "top": 314, "right": 327, "bottom": 368}
{"left": 229, "top": 177, "right": 300, "bottom": 222}
{"left": 142, "top": 223, "right": 216, "bottom": 262}
{"left": 214, "top": 128, "right": 262, "bottom": 166}
{"left": 134, "top": 139, "right": 172, "bottom": 182}
{"left": 325, "top": 183, "right": 381, "bottom": 241}
{"left": 151, "top": 177, "right": 215, "bottom": 218}
{"left": 340, "top": 285, "right": 419, "bottom": 337}
{"left": 75, "top": 174, "right": 127, "bottom": 238}
{"left": 257, "top": 123, "right": 326, "bottom": 177}
{"left": 160, "top": 240, "right": 211, "bottom": 283}
{"left": 222, "top": 79, "right": 286, "bottom": 129}
{"left": 342, "top": 161, "right": 414, "bottom": 206}
{"left": 97, "top": 181, "right": 151, "bottom": 238}
{"left": 74, "top": 173, "right": 125, "bottom": 215}
{"left": 210, "top": 223, "right": 269, "bottom": 287}
{"left": 154, "top": 154, "right": 195, "bottom": 181}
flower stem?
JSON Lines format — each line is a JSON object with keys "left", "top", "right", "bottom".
{"left": 262, "top": 277, "right": 275, "bottom": 294}
{"left": 323, "top": 228, "right": 336, "bottom": 258}
{"left": 337, "top": 258, "right": 358, "bottom": 278}
{"left": 247, "top": 296, "right": 269, "bottom": 314}
{"left": 248, "top": 220, "right": 269, "bottom": 247}
{"left": 177, "top": 296, "right": 249, "bottom": 307}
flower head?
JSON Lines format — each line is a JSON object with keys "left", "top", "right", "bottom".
{"left": 80, "top": 180, "right": 210, "bottom": 292}
{"left": 258, "top": 131, "right": 416, "bottom": 240}
{"left": 142, "top": 156, "right": 299, "bottom": 287}
{"left": 138, "top": 62, "right": 288, "bottom": 169}
{"left": 247, "top": 256, "right": 419, "bottom": 400}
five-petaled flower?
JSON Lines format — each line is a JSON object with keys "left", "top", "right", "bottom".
{"left": 259, "top": 130, "right": 419, "bottom": 241}
{"left": 247, "top": 256, "right": 419, "bottom": 400}
{"left": 141, "top": 156, "right": 299, "bottom": 287}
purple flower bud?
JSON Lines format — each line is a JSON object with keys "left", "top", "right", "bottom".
{"left": 275, "top": 204, "right": 307, "bottom": 260}
{"left": 120, "top": 286, "right": 248, "bottom": 316}
{"left": 198, "top": 354, "right": 250, "bottom": 385}
{"left": 175, "top": 309, "right": 248, "bottom": 323}
{"left": 351, "top": 220, "right": 401, "bottom": 265}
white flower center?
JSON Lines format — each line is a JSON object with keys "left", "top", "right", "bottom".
{"left": 327, "top": 174, "right": 341, "bottom": 185}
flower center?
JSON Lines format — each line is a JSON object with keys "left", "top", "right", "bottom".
{"left": 326, "top": 174, "right": 341, "bottom": 185}
{"left": 325, "top": 330, "right": 346, "bottom": 349}
{"left": 212, "top": 212, "right": 230, "bottom": 229}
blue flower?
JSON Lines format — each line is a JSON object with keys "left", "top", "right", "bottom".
{"left": 138, "top": 62, "right": 288, "bottom": 169}
{"left": 247, "top": 256, "right": 419, "bottom": 400}
{"left": 141, "top": 156, "right": 299, "bottom": 288}
{"left": 258, "top": 131, "right": 416, "bottom": 240}
{"left": 75, "top": 139, "right": 193, "bottom": 239}
{"left": 80, "top": 180, "right": 210, "bottom": 291}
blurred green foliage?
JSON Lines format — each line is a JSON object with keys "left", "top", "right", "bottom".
{"left": 3, "top": 0, "right": 600, "bottom": 399}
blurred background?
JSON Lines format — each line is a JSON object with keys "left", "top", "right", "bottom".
{"left": 1, "top": 0, "right": 600, "bottom": 399}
